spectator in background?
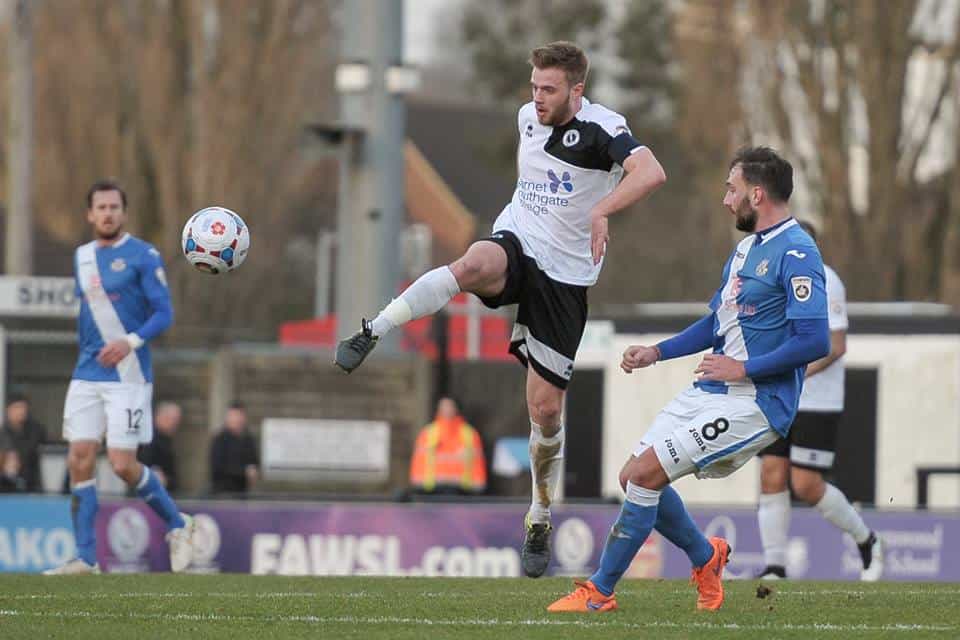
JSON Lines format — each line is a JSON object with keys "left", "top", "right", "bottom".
{"left": 410, "top": 397, "right": 487, "bottom": 495}
{"left": 0, "top": 434, "right": 27, "bottom": 493}
{"left": 209, "top": 402, "right": 259, "bottom": 495}
{"left": 138, "top": 401, "right": 183, "bottom": 494}
{"left": 2, "top": 393, "right": 47, "bottom": 492}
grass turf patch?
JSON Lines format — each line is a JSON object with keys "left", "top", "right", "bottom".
{"left": 1, "top": 575, "right": 958, "bottom": 639}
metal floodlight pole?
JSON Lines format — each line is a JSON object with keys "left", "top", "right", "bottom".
{"left": 334, "top": 0, "right": 406, "bottom": 354}
{"left": 5, "top": 0, "right": 34, "bottom": 276}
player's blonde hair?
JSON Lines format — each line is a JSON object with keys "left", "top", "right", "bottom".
{"left": 529, "top": 41, "right": 589, "bottom": 87}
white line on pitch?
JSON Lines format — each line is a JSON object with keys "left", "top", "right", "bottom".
{"left": 0, "top": 609, "right": 955, "bottom": 634}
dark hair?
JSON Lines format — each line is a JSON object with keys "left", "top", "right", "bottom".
{"left": 730, "top": 146, "right": 793, "bottom": 203}
{"left": 5, "top": 392, "right": 28, "bottom": 407}
{"left": 86, "top": 179, "right": 128, "bottom": 210}
{"left": 798, "top": 220, "right": 818, "bottom": 241}
{"left": 228, "top": 401, "right": 246, "bottom": 411}
{"left": 529, "top": 41, "right": 589, "bottom": 87}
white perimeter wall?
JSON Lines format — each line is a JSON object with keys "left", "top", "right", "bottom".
{"left": 577, "top": 331, "right": 960, "bottom": 509}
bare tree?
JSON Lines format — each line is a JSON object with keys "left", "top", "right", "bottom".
{"left": 739, "top": 0, "right": 960, "bottom": 302}
{"left": 2, "top": 1, "right": 337, "bottom": 340}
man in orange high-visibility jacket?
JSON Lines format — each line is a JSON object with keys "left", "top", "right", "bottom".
{"left": 410, "top": 397, "right": 487, "bottom": 494}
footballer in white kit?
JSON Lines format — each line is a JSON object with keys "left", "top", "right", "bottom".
{"left": 756, "top": 221, "right": 882, "bottom": 581}
{"left": 335, "top": 41, "right": 667, "bottom": 577}
{"left": 45, "top": 180, "right": 195, "bottom": 575}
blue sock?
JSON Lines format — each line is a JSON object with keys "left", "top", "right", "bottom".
{"left": 70, "top": 481, "right": 99, "bottom": 566}
{"left": 655, "top": 485, "right": 714, "bottom": 568}
{"left": 136, "top": 467, "right": 185, "bottom": 530}
{"left": 589, "top": 483, "right": 660, "bottom": 596}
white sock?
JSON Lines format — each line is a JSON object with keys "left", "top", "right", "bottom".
{"left": 369, "top": 266, "right": 460, "bottom": 337}
{"left": 527, "top": 421, "right": 564, "bottom": 524}
{"left": 815, "top": 483, "right": 870, "bottom": 544}
{"left": 625, "top": 481, "right": 661, "bottom": 506}
{"left": 758, "top": 490, "right": 791, "bottom": 567}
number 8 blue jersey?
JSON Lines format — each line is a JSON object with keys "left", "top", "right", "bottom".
{"left": 696, "top": 218, "right": 828, "bottom": 435}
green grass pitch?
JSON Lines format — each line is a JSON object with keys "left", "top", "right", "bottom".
{"left": 1, "top": 575, "right": 958, "bottom": 639}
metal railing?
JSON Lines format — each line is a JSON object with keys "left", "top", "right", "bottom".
{"left": 915, "top": 466, "right": 960, "bottom": 508}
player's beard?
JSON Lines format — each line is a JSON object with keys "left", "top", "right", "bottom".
{"left": 541, "top": 92, "right": 575, "bottom": 126}
{"left": 95, "top": 222, "right": 122, "bottom": 241}
{"left": 734, "top": 197, "right": 758, "bottom": 232}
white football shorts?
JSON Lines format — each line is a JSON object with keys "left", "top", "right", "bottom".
{"left": 634, "top": 387, "right": 778, "bottom": 480}
{"left": 63, "top": 380, "right": 154, "bottom": 450}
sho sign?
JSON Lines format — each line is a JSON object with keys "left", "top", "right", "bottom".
{"left": 0, "top": 276, "right": 79, "bottom": 317}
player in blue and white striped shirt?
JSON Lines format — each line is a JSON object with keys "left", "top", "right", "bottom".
{"left": 549, "top": 147, "right": 830, "bottom": 613}
{"left": 45, "top": 180, "right": 195, "bottom": 575}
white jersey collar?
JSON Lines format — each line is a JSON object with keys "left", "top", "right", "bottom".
{"left": 573, "top": 97, "right": 591, "bottom": 119}
{"left": 756, "top": 217, "right": 797, "bottom": 245}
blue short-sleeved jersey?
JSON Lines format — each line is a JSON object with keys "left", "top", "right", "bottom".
{"left": 72, "top": 233, "right": 173, "bottom": 383}
{"left": 696, "top": 218, "right": 827, "bottom": 434}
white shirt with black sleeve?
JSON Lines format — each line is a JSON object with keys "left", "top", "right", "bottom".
{"left": 492, "top": 97, "right": 644, "bottom": 286}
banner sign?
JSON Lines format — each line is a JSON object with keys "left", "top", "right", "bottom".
{"left": 83, "top": 500, "right": 960, "bottom": 581}
{"left": 0, "top": 276, "right": 78, "bottom": 317}
{"left": 262, "top": 419, "right": 390, "bottom": 484}
{"left": 0, "top": 496, "right": 76, "bottom": 572}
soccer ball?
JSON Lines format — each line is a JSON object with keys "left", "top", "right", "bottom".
{"left": 181, "top": 207, "right": 250, "bottom": 274}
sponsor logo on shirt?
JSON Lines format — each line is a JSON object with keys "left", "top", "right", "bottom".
{"left": 786, "top": 249, "right": 807, "bottom": 259}
{"left": 547, "top": 169, "right": 573, "bottom": 194}
{"left": 515, "top": 171, "right": 574, "bottom": 216}
{"left": 110, "top": 258, "right": 127, "bottom": 272}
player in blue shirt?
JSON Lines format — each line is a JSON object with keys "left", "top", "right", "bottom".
{"left": 45, "top": 180, "right": 196, "bottom": 575}
{"left": 548, "top": 147, "right": 830, "bottom": 612}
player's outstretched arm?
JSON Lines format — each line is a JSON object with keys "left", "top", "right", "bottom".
{"left": 657, "top": 314, "right": 715, "bottom": 360}
{"left": 621, "top": 345, "right": 660, "bottom": 373}
{"left": 696, "top": 317, "right": 830, "bottom": 382}
{"left": 621, "top": 313, "right": 715, "bottom": 374}
{"left": 589, "top": 147, "right": 666, "bottom": 264}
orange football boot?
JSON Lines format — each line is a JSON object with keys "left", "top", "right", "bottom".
{"left": 547, "top": 580, "right": 618, "bottom": 613}
{"left": 690, "top": 536, "right": 731, "bottom": 611}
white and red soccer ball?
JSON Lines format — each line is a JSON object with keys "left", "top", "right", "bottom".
{"left": 181, "top": 207, "right": 250, "bottom": 274}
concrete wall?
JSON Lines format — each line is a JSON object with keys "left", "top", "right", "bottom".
{"left": 155, "top": 347, "right": 432, "bottom": 495}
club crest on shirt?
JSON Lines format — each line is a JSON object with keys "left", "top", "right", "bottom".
{"left": 524, "top": 122, "right": 534, "bottom": 138}
{"left": 562, "top": 129, "right": 580, "bottom": 147}
{"left": 791, "top": 276, "right": 812, "bottom": 302}
{"left": 755, "top": 259, "right": 769, "bottom": 276}
{"left": 110, "top": 258, "right": 126, "bottom": 272}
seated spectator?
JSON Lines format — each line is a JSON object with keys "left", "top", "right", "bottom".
{"left": 0, "top": 436, "right": 27, "bottom": 493}
{"left": 138, "top": 401, "right": 183, "bottom": 493}
{"left": 209, "top": 402, "right": 259, "bottom": 495}
{"left": 410, "top": 397, "right": 487, "bottom": 495}
{"left": 2, "top": 393, "right": 47, "bottom": 492}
